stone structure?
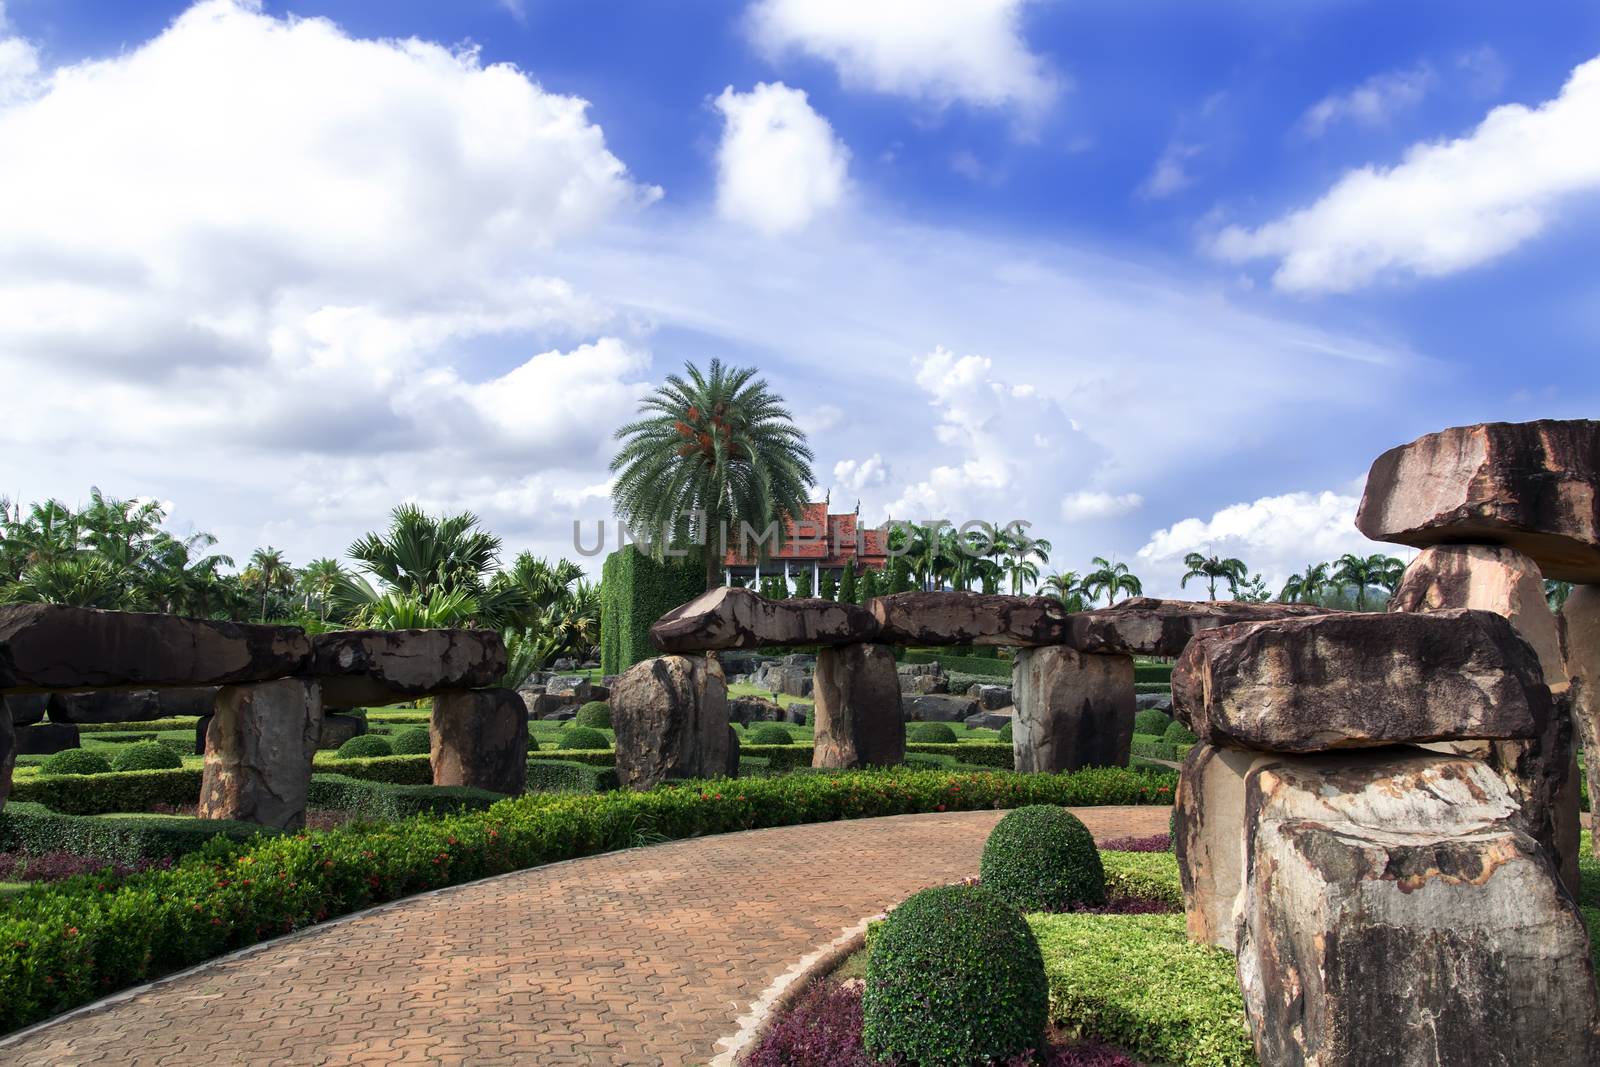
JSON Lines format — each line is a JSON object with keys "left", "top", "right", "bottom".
{"left": 610, "top": 654, "right": 731, "bottom": 790}
{"left": 430, "top": 689, "right": 528, "bottom": 795}
{"left": 651, "top": 586, "right": 877, "bottom": 651}
{"left": 199, "top": 679, "right": 324, "bottom": 831}
{"left": 1565, "top": 585, "right": 1600, "bottom": 859}
{"left": 311, "top": 628, "right": 504, "bottom": 707}
{"left": 812, "top": 643, "right": 903, "bottom": 768}
{"left": 867, "top": 591, "right": 1069, "bottom": 646}
{"left": 1012, "top": 647, "right": 1134, "bottom": 773}
{"left": 1063, "top": 596, "right": 1334, "bottom": 658}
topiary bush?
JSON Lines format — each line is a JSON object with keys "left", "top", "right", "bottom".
{"left": 389, "top": 728, "right": 431, "bottom": 755}
{"left": 980, "top": 804, "right": 1106, "bottom": 912}
{"left": 558, "top": 725, "right": 609, "bottom": 751}
{"left": 109, "top": 741, "right": 183, "bottom": 773}
{"left": 574, "top": 701, "right": 612, "bottom": 729}
{"left": 40, "top": 749, "right": 113, "bottom": 776}
{"left": 998, "top": 721, "right": 1013, "bottom": 744}
{"left": 909, "top": 722, "right": 958, "bottom": 744}
{"left": 526, "top": 734, "right": 541, "bottom": 752}
{"left": 336, "top": 734, "right": 394, "bottom": 760}
{"left": 747, "top": 724, "right": 793, "bottom": 746}
{"left": 863, "top": 883, "right": 1048, "bottom": 1065}
{"left": 1133, "top": 708, "right": 1173, "bottom": 736}
{"left": 1162, "top": 721, "right": 1199, "bottom": 747}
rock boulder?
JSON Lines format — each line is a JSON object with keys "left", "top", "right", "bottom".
{"left": 1063, "top": 597, "right": 1335, "bottom": 658}
{"left": 430, "top": 688, "right": 528, "bottom": 795}
{"left": 1011, "top": 647, "right": 1134, "bottom": 773}
{"left": 3, "top": 693, "right": 47, "bottom": 726}
{"left": 14, "top": 722, "right": 79, "bottom": 755}
{"left": 901, "top": 693, "right": 979, "bottom": 723}
{"left": 812, "top": 643, "right": 904, "bottom": 769}
{"left": 199, "top": 679, "right": 322, "bottom": 831}
{"left": 650, "top": 587, "right": 878, "bottom": 651}
{"left": 612, "top": 655, "right": 731, "bottom": 789}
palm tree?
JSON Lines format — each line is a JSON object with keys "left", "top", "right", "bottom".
{"left": 1043, "top": 571, "right": 1086, "bottom": 611}
{"left": 1330, "top": 552, "right": 1403, "bottom": 611}
{"left": 3, "top": 557, "right": 131, "bottom": 608}
{"left": 299, "top": 558, "right": 347, "bottom": 621}
{"left": 1547, "top": 580, "right": 1574, "bottom": 611}
{"left": 1084, "top": 556, "right": 1142, "bottom": 606}
{"left": 144, "top": 532, "right": 235, "bottom": 616}
{"left": 1180, "top": 552, "right": 1249, "bottom": 600}
{"left": 1279, "top": 561, "right": 1332, "bottom": 604}
{"left": 348, "top": 505, "right": 502, "bottom": 601}
{"left": 244, "top": 546, "right": 294, "bottom": 621}
{"left": 611, "top": 359, "right": 815, "bottom": 592}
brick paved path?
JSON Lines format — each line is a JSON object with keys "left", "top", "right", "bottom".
{"left": 1, "top": 805, "right": 1170, "bottom": 1066}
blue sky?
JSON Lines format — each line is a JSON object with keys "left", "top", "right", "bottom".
{"left": 0, "top": 0, "right": 1595, "bottom": 595}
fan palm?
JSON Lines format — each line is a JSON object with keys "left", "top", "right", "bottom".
{"left": 610, "top": 359, "right": 814, "bottom": 592}
{"left": 348, "top": 504, "right": 502, "bottom": 601}
{"left": 1084, "top": 556, "right": 1142, "bottom": 606}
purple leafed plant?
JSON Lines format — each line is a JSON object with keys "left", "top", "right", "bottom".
{"left": 0, "top": 851, "right": 173, "bottom": 883}
{"left": 1097, "top": 834, "right": 1171, "bottom": 853}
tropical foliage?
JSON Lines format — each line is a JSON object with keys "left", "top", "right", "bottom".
{"left": 1083, "top": 556, "right": 1143, "bottom": 606}
{"left": 1179, "top": 553, "right": 1248, "bottom": 601}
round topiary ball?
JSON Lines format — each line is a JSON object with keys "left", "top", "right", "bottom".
{"left": 41, "top": 748, "right": 113, "bottom": 776}
{"left": 109, "top": 741, "right": 183, "bottom": 772}
{"left": 998, "top": 721, "right": 1013, "bottom": 744}
{"left": 747, "top": 724, "right": 793, "bottom": 745}
{"left": 1163, "top": 720, "right": 1199, "bottom": 746}
{"left": 574, "top": 700, "right": 612, "bottom": 729}
{"left": 389, "top": 727, "right": 431, "bottom": 755}
{"left": 909, "top": 722, "right": 958, "bottom": 744}
{"left": 336, "top": 734, "right": 393, "bottom": 759}
{"left": 863, "top": 883, "right": 1048, "bottom": 1065}
{"left": 980, "top": 804, "right": 1106, "bottom": 912}
{"left": 558, "top": 725, "right": 609, "bottom": 750}
{"left": 1134, "top": 708, "right": 1173, "bottom": 736}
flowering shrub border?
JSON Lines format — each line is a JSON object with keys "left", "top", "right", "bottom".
{"left": 0, "top": 766, "right": 1173, "bottom": 1033}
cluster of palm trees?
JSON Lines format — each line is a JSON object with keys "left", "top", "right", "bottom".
{"left": 1042, "top": 557, "right": 1144, "bottom": 609}
{"left": 882, "top": 522, "right": 1055, "bottom": 595}
{"left": 1276, "top": 553, "right": 1409, "bottom": 609}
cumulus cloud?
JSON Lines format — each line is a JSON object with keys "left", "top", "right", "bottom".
{"left": 1213, "top": 55, "right": 1600, "bottom": 292}
{"left": 745, "top": 0, "right": 1058, "bottom": 115}
{"left": 1138, "top": 142, "right": 1201, "bottom": 199}
{"left": 833, "top": 453, "right": 891, "bottom": 494}
{"left": 1061, "top": 490, "right": 1143, "bottom": 522}
{"left": 0, "top": 2, "right": 40, "bottom": 105}
{"left": 713, "top": 82, "right": 849, "bottom": 235}
{"left": 1297, "top": 63, "right": 1436, "bottom": 139}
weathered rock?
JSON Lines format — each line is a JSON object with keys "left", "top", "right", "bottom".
{"left": 199, "top": 679, "right": 322, "bottom": 830}
{"left": 650, "top": 586, "right": 878, "bottom": 651}
{"left": 897, "top": 665, "right": 948, "bottom": 694}
{"left": 311, "top": 628, "right": 505, "bottom": 707}
{"left": 1565, "top": 586, "right": 1600, "bottom": 859}
{"left": 964, "top": 709, "right": 1013, "bottom": 731}
{"left": 0, "top": 605, "right": 310, "bottom": 690}
{"left": 901, "top": 693, "right": 979, "bottom": 723}
{"left": 725, "top": 725, "right": 740, "bottom": 778}
{"left": 1356, "top": 418, "right": 1600, "bottom": 583}
{"left": 1173, "top": 609, "right": 1551, "bottom": 752}
{"left": 589, "top": 684, "right": 610, "bottom": 702}
{"left": 14, "top": 722, "right": 80, "bottom": 755}
{"left": 430, "top": 688, "right": 528, "bottom": 795}
{"left": 545, "top": 674, "right": 592, "bottom": 702}
{"left": 612, "top": 655, "right": 730, "bottom": 790}
{"left": 46, "top": 689, "right": 160, "bottom": 724}
{"left": 4, "top": 693, "right": 47, "bottom": 726}
{"left": 728, "top": 694, "right": 784, "bottom": 725}
{"left": 717, "top": 650, "right": 767, "bottom": 678}
{"left": 812, "top": 643, "right": 904, "bottom": 769}
{"left": 317, "top": 712, "right": 367, "bottom": 751}
{"left": 157, "top": 687, "right": 220, "bottom": 718}
{"left": 1237, "top": 748, "right": 1600, "bottom": 1067}
{"left": 1135, "top": 692, "right": 1173, "bottom": 713}
{"left": 552, "top": 657, "right": 578, "bottom": 672}
{"left": 1174, "top": 743, "right": 1275, "bottom": 949}
{"left": 867, "top": 591, "right": 1068, "bottom": 646}
{"left": 754, "top": 662, "right": 812, "bottom": 698}
{"left": 194, "top": 713, "right": 211, "bottom": 755}
{"left": 785, "top": 701, "right": 812, "bottom": 726}
{"left": 1012, "top": 647, "right": 1134, "bottom": 773}
{"left": 974, "top": 684, "right": 1012, "bottom": 710}
{"left": 1063, "top": 596, "right": 1336, "bottom": 658}
{"left": 521, "top": 691, "right": 574, "bottom": 719}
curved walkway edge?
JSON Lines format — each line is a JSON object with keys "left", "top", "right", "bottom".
{"left": 0, "top": 805, "right": 1171, "bottom": 1066}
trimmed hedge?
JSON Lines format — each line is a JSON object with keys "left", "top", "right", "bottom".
{"left": 905, "top": 742, "right": 1013, "bottom": 770}
{"left": 736, "top": 744, "right": 814, "bottom": 771}
{"left": 908, "top": 723, "right": 958, "bottom": 744}
{"left": 389, "top": 728, "right": 432, "bottom": 756}
{"left": 74, "top": 718, "right": 200, "bottom": 734}
{"left": 525, "top": 760, "right": 619, "bottom": 794}
{"left": 306, "top": 775, "right": 501, "bottom": 820}
{"left": 12, "top": 768, "right": 204, "bottom": 815}
{"left": 312, "top": 754, "right": 432, "bottom": 785}
{"left": 1131, "top": 738, "right": 1186, "bottom": 763}
{"left": 574, "top": 701, "right": 612, "bottom": 729}
{"left": 747, "top": 724, "right": 794, "bottom": 746}
{"left": 558, "top": 726, "right": 610, "bottom": 751}
{"left": 40, "top": 750, "right": 112, "bottom": 777}
{"left": 1133, "top": 663, "right": 1173, "bottom": 684}
{"left": 0, "top": 801, "right": 268, "bottom": 864}
{"left": 336, "top": 735, "right": 394, "bottom": 760}
{"left": 528, "top": 748, "right": 614, "bottom": 768}
{"left": 980, "top": 805, "right": 1106, "bottom": 911}
{"left": 600, "top": 544, "right": 706, "bottom": 676}
{"left": 109, "top": 743, "right": 183, "bottom": 773}
{"left": 1134, "top": 681, "right": 1171, "bottom": 695}
{"left": 1133, "top": 708, "right": 1174, "bottom": 736}
{"left": 1163, "top": 721, "right": 1199, "bottom": 746}
{"left": 1102, "top": 850, "right": 1184, "bottom": 909}
{"left": 903, "top": 650, "right": 1011, "bottom": 679}
{"left": 0, "top": 765, "right": 1176, "bottom": 1033}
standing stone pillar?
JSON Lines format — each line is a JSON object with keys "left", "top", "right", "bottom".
{"left": 1011, "top": 646, "right": 1134, "bottom": 773}
{"left": 612, "top": 654, "right": 730, "bottom": 790}
{"left": 1174, "top": 743, "right": 1274, "bottom": 949}
{"left": 1563, "top": 585, "right": 1600, "bottom": 856}
{"left": 0, "top": 705, "right": 14, "bottom": 816}
{"left": 812, "top": 643, "right": 903, "bottom": 769}
{"left": 1392, "top": 544, "right": 1580, "bottom": 894}
{"left": 431, "top": 688, "right": 528, "bottom": 795}
{"left": 200, "top": 678, "right": 323, "bottom": 831}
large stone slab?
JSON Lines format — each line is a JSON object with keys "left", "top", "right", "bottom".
{"left": 812, "top": 643, "right": 904, "bottom": 769}
{"left": 1173, "top": 609, "right": 1551, "bottom": 752}
{"left": 1012, "top": 647, "right": 1134, "bottom": 773}
{"left": 0, "top": 605, "right": 309, "bottom": 691}
{"left": 15, "top": 722, "right": 79, "bottom": 755}
{"left": 1174, "top": 743, "right": 1275, "bottom": 949}
{"left": 310, "top": 628, "right": 505, "bottom": 707}
{"left": 650, "top": 587, "right": 878, "bottom": 652}
{"left": 199, "top": 679, "right": 322, "bottom": 831}
{"left": 1063, "top": 597, "right": 1336, "bottom": 658}
{"left": 1356, "top": 418, "right": 1600, "bottom": 583}
{"left": 1237, "top": 749, "right": 1600, "bottom": 1067}
{"left": 46, "top": 689, "right": 160, "bottom": 724}
{"left": 4, "top": 693, "right": 47, "bottom": 726}
{"left": 1565, "top": 586, "right": 1600, "bottom": 859}
{"left": 867, "top": 591, "right": 1069, "bottom": 646}
{"left": 612, "top": 655, "right": 730, "bottom": 790}
{"left": 431, "top": 688, "right": 528, "bottom": 796}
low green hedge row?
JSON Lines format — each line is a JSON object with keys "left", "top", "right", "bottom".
{"left": 1134, "top": 681, "right": 1172, "bottom": 695}
{"left": 73, "top": 718, "right": 200, "bottom": 734}
{"left": 310, "top": 754, "right": 432, "bottom": 785}
{"left": 0, "top": 766, "right": 1176, "bottom": 1032}
{"left": 524, "top": 760, "right": 618, "bottom": 794}
{"left": 905, "top": 742, "right": 1013, "bottom": 769}
{"left": 527, "top": 748, "right": 615, "bottom": 768}
{"left": 1133, "top": 663, "right": 1173, "bottom": 684}
{"left": 0, "top": 802, "right": 268, "bottom": 864}
{"left": 737, "top": 744, "right": 815, "bottom": 771}
{"left": 305, "top": 776, "right": 502, "bottom": 820}
{"left": 11, "top": 768, "right": 205, "bottom": 815}
{"left": 1131, "top": 738, "right": 1187, "bottom": 763}
{"left": 903, "top": 650, "right": 1011, "bottom": 678}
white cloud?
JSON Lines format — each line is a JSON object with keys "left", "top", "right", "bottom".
{"left": 0, "top": 2, "right": 40, "bottom": 105}
{"left": 745, "top": 0, "right": 1058, "bottom": 115}
{"left": 1213, "top": 55, "right": 1600, "bottom": 293}
{"left": 833, "top": 453, "right": 890, "bottom": 494}
{"left": 799, "top": 404, "right": 846, "bottom": 433}
{"left": 1297, "top": 63, "right": 1436, "bottom": 139}
{"left": 1061, "top": 490, "right": 1142, "bottom": 522}
{"left": 713, "top": 82, "right": 849, "bottom": 235}
{"left": 1138, "top": 142, "right": 1201, "bottom": 199}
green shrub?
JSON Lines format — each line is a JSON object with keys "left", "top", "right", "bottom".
{"left": 600, "top": 543, "right": 705, "bottom": 675}
{"left": 1163, "top": 721, "right": 1199, "bottom": 747}
{"left": 1030, "top": 913, "right": 1254, "bottom": 1066}
{"left": 74, "top": 718, "right": 199, "bottom": 734}
{"left": 1134, "top": 681, "right": 1171, "bottom": 695}
{"left": 1131, "top": 738, "right": 1183, "bottom": 762}
{"left": 1101, "top": 850, "right": 1184, "bottom": 908}
{"left": 574, "top": 701, "right": 612, "bottom": 729}
{"left": 737, "top": 744, "right": 814, "bottom": 770}
{"left": 747, "top": 724, "right": 793, "bottom": 746}
{"left": 1134, "top": 663, "right": 1173, "bottom": 684}
{"left": 998, "top": 721, "right": 1013, "bottom": 744}
{"left": 307, "top": 775, "right": 500, "bottom": 819}
{"left": 336, "top": 735, "right": 394, "bottom": 759}
{"left": 0, "top": 801, "right": 268, "bottom": 864}
{"left": 863, "top": 883, "right": 1048, "bottom": 1065}
{"left": 40, "top": 749, "right": 113, "bottom": 776}
{"left": 1134, "top": 708, "right": 1174, "bottom": 735}
{"left": 526, "top": 734, "right": 542, "bottom": 753}
{"left": 908, "top": 722, "right": 958, "bottom": 744}
{"left": 309, "top": 754, "right": 431, "bottom": 785}
{"left": 528, "top": 747, "right": 615, "bottom": 767}
{"left": 389, "top": 728, "right": 432, "bottom": 755}
{"left": 905, "top": 742, "right": 1012, "bottom": 769}
{"left": 558, "top": 726, "right": 609, "bottom": 751}
{"left": 109, "top": 742, "right": 183, "bottom": 773}
{"left": 12, "top": 768, "right": 203, "bottom": 814}
{"left": 525, "top": 760, "right": 618, "bottom": 793}
{"left": 980, "top": 805, "right": 1106, "bottom": 911}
